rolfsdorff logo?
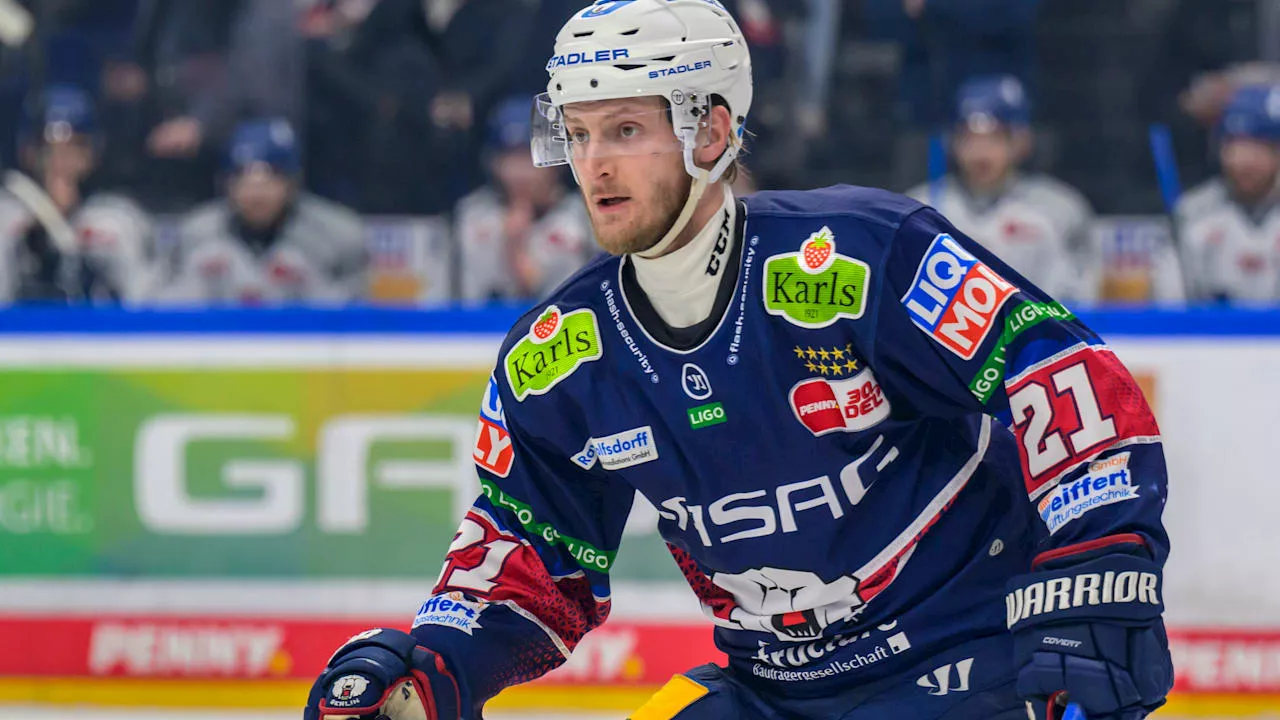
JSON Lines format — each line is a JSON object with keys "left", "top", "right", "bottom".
{"left": 505, "top": 306, "right": 603, "bottom": 401}
{"left": 1006, "top": 570, "right": 1161, "bottom": 628}
{"left": 571, "top": 426, "right": 659, "bottom": 471}
{"left": 603, "top": 281, "right": 658, "bottom": 383}
{"left": 763, "top": 228, "right": 870, "bottom": 329}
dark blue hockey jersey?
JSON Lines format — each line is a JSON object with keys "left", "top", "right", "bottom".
{"left": 412, "top": 186, "right": 1169, "bottom": 713}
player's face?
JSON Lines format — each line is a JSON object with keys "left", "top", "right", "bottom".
{"left": 563, "top": 97, "right": 690, "bottom": 256}
{"left": 229, "top": 163, "right": 294, "bottom": 229}
{"left": 955, "top": 128, "right": 1016, "bottom": 192}
{"left": 1221, "top": 137, "right": 1280, "bottom": 201}
{"left": 27, "top": 136, "right": 94, "bottom": 182}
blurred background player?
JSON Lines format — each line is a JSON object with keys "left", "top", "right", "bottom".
{"left": 154, "top": 117, "right": 366, "bottom": 305}
{"left": 909, "top": 75, "right": 1099, "bottom": 303}
{"left": 0, "top": 84, "right": 154, "bottom": 304}
{"left": 456, "top": 95, "right": 593, "bottom": 302}
{"left": 1176, "top": 84, "right": 1280, "bottom": 303}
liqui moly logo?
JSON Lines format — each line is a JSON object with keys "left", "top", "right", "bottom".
{"left": 902, "top": 234, "right": 1017, "bottom": 360}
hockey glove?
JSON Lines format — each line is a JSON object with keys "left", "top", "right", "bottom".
{"left": 304, "top": 628, "right": 462, "bottom": 720}
{"left": 1006, "top": 534, "right": 1173, "bottom": 720}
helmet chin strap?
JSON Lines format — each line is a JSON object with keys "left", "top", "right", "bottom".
{"left": 637, "top": 170, "right": 710, "bottom": 260}
{"left": 636, "top": 126, "right": 736, "bottom": 259}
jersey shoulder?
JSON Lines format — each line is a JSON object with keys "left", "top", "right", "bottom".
{"left": 456, "top": 186, "right": 502, "bottom": 219}
{"left": 1175, "top": 178, "right": 1229, "bottom": 220}
{"left": 1017, "top": 174, "right": 1093, "bottom": 211}
{"left": 743, "top": 185, "right": 927, "bottom": 256}
{"left": 177, "top": 200, "right": 230, "bottom": 243}
{"left": 294, "top": 193, "right": 363, "bottom": 242}
{"left": 493, "top": 251, "right": 619, "bottom": 400}
{"left": 744, "top": 185, "right": 925, "bottom": 225}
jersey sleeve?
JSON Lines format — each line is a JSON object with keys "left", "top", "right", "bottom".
{"left": 409, "top": 371, "right": 635, "bottom": 715}
{"left": 871, "top": 206, "right": 1169, "bottom": 565}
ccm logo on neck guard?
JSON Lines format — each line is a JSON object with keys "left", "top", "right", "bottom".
{"left": 1006, "top": 570, "right": 1160, "bottom": 628}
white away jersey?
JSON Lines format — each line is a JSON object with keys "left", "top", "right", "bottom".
{"left": 154, "top": 192, "right": 367, "bottom": 305}
{"left": 456, "top": 187, "right": 595, "bottom": 302}
{"left": 1176, "top": 178, "right": 1280, "bottom": 303}
{"left": 909, "top": 174, "right": 1098, "bottom": 303}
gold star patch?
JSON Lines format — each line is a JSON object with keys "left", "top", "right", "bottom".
{"left": 845, "top": 359, "right": 859, "bottom": 373}
{"left": 806, "top": 347, "right": 818, "bottom": 360}
{"left": 805, "top": 361, "right": 819, "bottom": 373}
{"left": 817, "top": 348, "right": 831, "bottom": 362}
{"left": 818, "top": 363, "right": 831, "bottom": 376}
{"left": 793, "top": 346, "right": 806, "bottom": 359}
{"left": 831, "top": 346, "right": 845, "bottom": 361}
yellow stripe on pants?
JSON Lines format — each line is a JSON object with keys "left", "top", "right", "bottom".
{"left": 629, "top": 674, "right": 710, "bottom": 720}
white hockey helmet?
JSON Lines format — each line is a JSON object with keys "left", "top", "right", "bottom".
{"left": 533, "top": 0, "right": 753, "bottom": 185}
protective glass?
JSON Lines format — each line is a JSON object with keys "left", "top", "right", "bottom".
{"left": 531, "top": 93, "right": 688, "bottom": 168}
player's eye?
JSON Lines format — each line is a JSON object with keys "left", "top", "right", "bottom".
{"left": 618, "top": 123, "right": 641, "bottom": 139}
{"left": 567, "top": 128, "right": 590, "bottom": 145}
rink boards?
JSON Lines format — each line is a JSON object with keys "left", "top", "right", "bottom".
{"left": 1, "top": 307, "right": 1279, "bottom": 714}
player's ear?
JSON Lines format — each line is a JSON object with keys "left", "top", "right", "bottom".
{"left": 694, "top": 104, "right": 733, "bottom": 168}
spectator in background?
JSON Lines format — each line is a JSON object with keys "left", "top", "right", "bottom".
{"left": 154, "top": 118, "right": 366, "bottom": 305}
{"left": 99, "top": 0, "right": 302, "bottom": 211}
{"left": 304, "top": 0, "right": 534, "bottom": 214}
{"left": 908, "top": 76, "right": 1100, "bottom": 303}
{"left": 304, "top": 0, "right": 455, "bottom": 214}
{"left": 1139, "top": 0, "right": 1263, "bottom": 194}
{"left": 458, "top": 96, "right": 593, "bottom": 303}
{"left": 0, "top": 84, "right": 153, "bottom": 304}
{"left": 1177, "top": 85, "right": 1280, "bottom": 304}
{"left": 864, "top": 0, "right": 1040, "bottom": 191}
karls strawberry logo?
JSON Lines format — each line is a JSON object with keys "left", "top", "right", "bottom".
{"left": 505, "top": 307, "right": 603, "bottom": 400}
{"left": 764, "top": 227, "right": 870, "bottom": 328}
{"left": 800, "top": 227, "right": 836, "bottom": 273}
{"left": 531, "top": 306, "right": 562, "bottom": 343}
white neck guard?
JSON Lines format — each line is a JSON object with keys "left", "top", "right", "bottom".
{"left": 631, "top": 185, "right": 735, "bottom": 329}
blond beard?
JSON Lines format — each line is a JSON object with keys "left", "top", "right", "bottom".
{"left": 589, "top": 171, "right": 692, "bottom": 256}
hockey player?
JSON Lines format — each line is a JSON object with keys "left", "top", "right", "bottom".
{"left": 1176, "top": 84, "right": 1280, "bottom": 303}
{"left": 0, "top": 85, "right": 154, "bottom": 303}
{"left": 457, "top": 96, "right": 595, "bottom": 302}
{"left": 306, "top": 2, "right": 1172, "bottom": 719}
{"left": 908, "top": 76, "right": 1100, "bottom": 304}
{"left": 154, "top": 118, "right": 367, "bottom": 305}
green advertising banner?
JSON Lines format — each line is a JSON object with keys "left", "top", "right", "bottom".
{"left": 0, "top": 343, "right": 677, "bottom": 582}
